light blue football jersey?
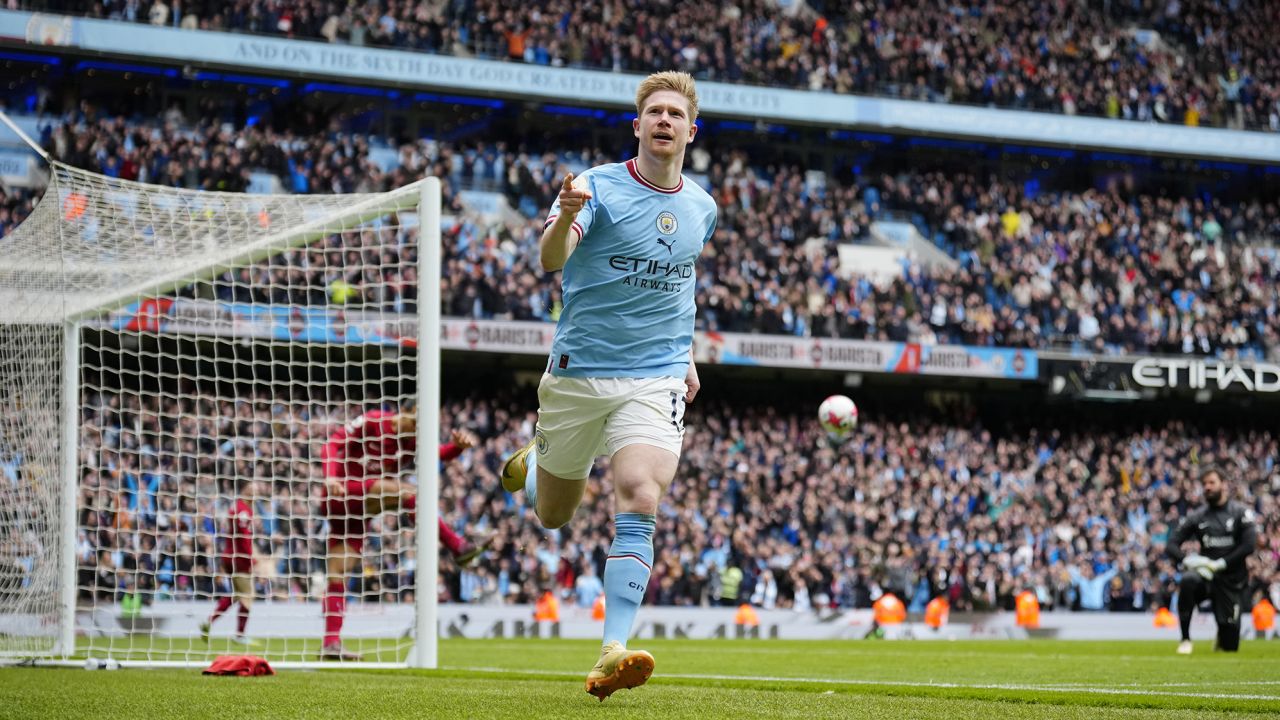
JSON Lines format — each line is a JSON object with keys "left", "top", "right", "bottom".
{"left": 544, "top": 158, "right": 717, "bottom": 379}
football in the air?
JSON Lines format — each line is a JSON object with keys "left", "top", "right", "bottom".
{"left": 818, "top": 394, "right": 858, "bottom": 437}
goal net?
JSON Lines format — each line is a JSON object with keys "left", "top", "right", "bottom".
{"left": 0, "top": 158, "right": 442, "bottom": 668}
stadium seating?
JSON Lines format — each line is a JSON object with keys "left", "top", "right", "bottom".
{"left": 5, "top": 110, "right": 1277, "bottom": 359}
{"left": 63, "top": 388, "right": 1280, "bottom": 613}
{"left": 35, "top": 0, "right": 1280, "bottom": 132}
{"left": 0, "top": 14, "right": 1274, "bottom": 630}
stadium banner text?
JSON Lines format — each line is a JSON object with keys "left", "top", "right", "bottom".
{"left": 95, "top": 299, "right": 1038, "bottom": 380}
{"left": 0, "top": 147, "right": 35, "bottom": 187}
{"left": 3, "top": 10, "right": 1279, "bottom": 162}
{"left": 694, "top": 331, "right": 1037, "bottom": 380}
{"left": 65, "top": 602, "right": 1247, "bottom": 642}
{"left": 1043, "top": 353, "right": 1280, "bottom": 397}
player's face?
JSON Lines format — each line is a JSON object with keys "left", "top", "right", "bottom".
{"left": 1202, "top": 471, "right": 1225, "bottom": 505}
{"left": 634, "top": 90, "right": 697, "bottom": 161}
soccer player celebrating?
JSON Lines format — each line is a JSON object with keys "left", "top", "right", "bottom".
{"left": 319, "top": 399, "right": 489, "bottom": 660}
{"left": 1166, "top": 466, "right": 1259, "bottom": 654}
{"left": 200, "top": 478, "right": 261, "bottom": 646}
{"left": 500, "top": 71, "right": 717, "bottom": 699}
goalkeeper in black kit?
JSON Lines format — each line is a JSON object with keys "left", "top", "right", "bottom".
{"left": 1165, "top": 466, "right": 1259, "bottom": 654}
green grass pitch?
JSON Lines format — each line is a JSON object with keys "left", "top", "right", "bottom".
{"left": 4, "top": 639, "right": 1280, "bottom": 719}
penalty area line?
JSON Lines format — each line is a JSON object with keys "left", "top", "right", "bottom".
{"left": 442, "top": 665, "right": 1280, "bottom": 701}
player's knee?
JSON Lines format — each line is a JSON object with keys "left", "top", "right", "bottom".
{"left": 612, "top": 475, "right": 661, "bottom": 514}
{"left": 536, "top": 502, "right": 575, "bottom": 530}
{"left": 326, "top": 567, "right": 348, "bottom": 586}
{"left": 618, "top": 491, "right": 659, "bottom": 515}
{"left": 1179, "top": 572, "right": 1204, "bottom": 593}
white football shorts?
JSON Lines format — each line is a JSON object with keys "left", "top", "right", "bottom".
{"left": 534, "top": 373, "right": 688, "bottom": 480}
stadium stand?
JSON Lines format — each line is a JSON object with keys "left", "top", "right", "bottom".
{"left": 0, "top": 62, "right": 1275, "bottom": 627}
{"left": 0, "top": 186, "right": 35, "bottom": 239}
{"left": 3, "top": 105, "right": 1276, "bottom": 358}
{"left": 25, "top": 0, "right": 1280, "bottom": 132}
{"left": 61, "top": 386, "right": 1280, "bottom": 613}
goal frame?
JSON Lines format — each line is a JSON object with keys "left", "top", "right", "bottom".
{"left": 0, "top": 121, "right": 443, "bottom": 669}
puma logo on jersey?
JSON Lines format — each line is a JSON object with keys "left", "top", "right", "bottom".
{"left": 656, "top": 237, "right": 675, "bottom": 255}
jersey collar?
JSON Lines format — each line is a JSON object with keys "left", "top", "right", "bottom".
{"left": 626, "top": 158, "right": 683, "bottom": 194}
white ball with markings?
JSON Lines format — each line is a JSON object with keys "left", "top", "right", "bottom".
{"left": 818, "top": 394, "right": 858, "bottom": 437}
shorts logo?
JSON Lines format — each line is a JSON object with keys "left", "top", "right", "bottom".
{"left": 535, "top": 429, "right": 549, "bottom": 455}
{"left": 656, "top": 211, "right": 678, "bottom": 235}
{"left": 669, "top": 391, "right": 686, "bottom": 434}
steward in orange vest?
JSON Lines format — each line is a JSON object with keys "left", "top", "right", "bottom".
{"left": 1015, "top": 590, "right": 1040, "bottom": 629}
{"left": 534, "top": 590, "right": 560, "bottom": 622}
{"left": 872, "top": 593, "right": 906, "bottom": 625}
{"left": 1253, "top": 599, "right": 1275, "bottom": 637}
{"left": 925, "top": 596, "right": 949, "bottom": 629}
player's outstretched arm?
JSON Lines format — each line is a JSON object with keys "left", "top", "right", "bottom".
{"left": 440, "top": 428, "right": 479, "bottom": 462}
{"left": 541, "top": 173, "right": 592, "bottom": 272}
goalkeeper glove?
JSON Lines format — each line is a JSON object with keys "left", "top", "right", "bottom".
{"left": 1182, "top": 554, "right": 1222, "bottom": 580}
{"left": 1181, "top": 554, "right": 1209, "bottom": 570}
{"left": 1197, "top": 558, "right": 1226, "bottom": 581}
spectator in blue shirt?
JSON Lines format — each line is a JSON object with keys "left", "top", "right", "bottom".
{"left": 1069, "top": 562, "right": 1121, "bottom": 611}
{"left": 574, "top": 563, "right": 604, "bottom": 609}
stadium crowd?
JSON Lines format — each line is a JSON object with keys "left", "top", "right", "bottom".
{"left": 0, "top": 98, "right": 1274, "bottom": 633}
{"left": 5, "top": 105, "right": 1276, "bottom": 359}
{"left": 63, "top": 387, "right": 1279, "bottom": 617}
{"left": 28, "top": 0, "right": 1280, "bottom": 132}
{"left": 2, "top": 107, "right": 1280, "bottom": 356}
{"left": 0, "top": 186, "right": 36, "bottom": 241}
{"left": 0, "top": 0, "right": 1273, "bottom": 662}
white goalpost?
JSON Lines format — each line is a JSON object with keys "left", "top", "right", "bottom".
{"left": 0, "top": 114, "right": 441, "bottom": 669}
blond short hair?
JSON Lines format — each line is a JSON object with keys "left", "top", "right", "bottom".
{"left": 635, "top": 71, "right": 699, "bottom": 122}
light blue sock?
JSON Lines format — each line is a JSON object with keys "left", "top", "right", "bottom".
{"left": 524, "top": 449, "right": 538, "bottom": 510}
{"left": 602, "top": 513, "right": 656, "bottom": 646}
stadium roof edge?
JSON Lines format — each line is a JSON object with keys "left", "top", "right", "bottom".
{"left": 2, "top": 9, "right": 1278, "bottom": 164}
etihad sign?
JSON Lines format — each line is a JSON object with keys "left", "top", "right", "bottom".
{"left": 1132, "top": 358, "right": 1280, "bottom": 393}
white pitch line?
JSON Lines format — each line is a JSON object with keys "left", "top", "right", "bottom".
{"left": 442, "top": 665, "right": 1280, "bottom": 702}
{"left": 1032, "top": 680, "right": 1280, "bottom": 689}
{"left": 462, "top": 641, "right": 1260, "bottom": 665}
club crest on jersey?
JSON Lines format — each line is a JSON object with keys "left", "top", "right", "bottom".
{"left": 656, "top": 211, "right": 678, "bottom": 235}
